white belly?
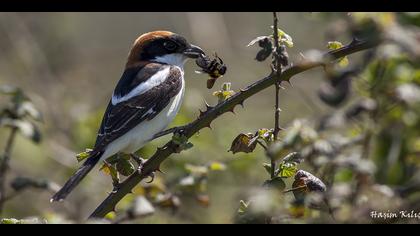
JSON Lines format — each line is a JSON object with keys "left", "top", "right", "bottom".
{"left": 100, "top": 78, "right": 185, "bottom": 160}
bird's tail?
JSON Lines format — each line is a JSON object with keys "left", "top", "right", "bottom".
{"left": 50, "top": 151, "right": 103, "bottom": 202}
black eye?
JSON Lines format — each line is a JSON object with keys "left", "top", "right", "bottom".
{"left": 163, "top": 41, "right": 177, "bottom": 51}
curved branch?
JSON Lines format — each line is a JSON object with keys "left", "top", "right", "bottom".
{"left": 89, "top": 37, "right": 380, "bottom": 219}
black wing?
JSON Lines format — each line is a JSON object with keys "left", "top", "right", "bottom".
{"left": 93, "top": 63, "right": 183, "bottom": 153}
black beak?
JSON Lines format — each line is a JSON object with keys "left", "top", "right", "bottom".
{"left": 183, "top": 44, "right": 204, "bottom": 59}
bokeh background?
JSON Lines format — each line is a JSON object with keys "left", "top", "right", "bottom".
{"left": 1, "top": 12, "right": 418, "bottom": 223}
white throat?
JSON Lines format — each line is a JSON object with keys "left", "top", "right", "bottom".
{"left": 152, "top": 53, "right": 188, "bottom": 69}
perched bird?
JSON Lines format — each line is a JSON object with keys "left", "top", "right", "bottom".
{"left": 51, "top": 31, "right": 204, "bottom": 202}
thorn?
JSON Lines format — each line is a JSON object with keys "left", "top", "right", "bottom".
{"left": 239, "top": 100, "right": 245, "bottom": 108}
{"left": 145, "top": 172, "right": 155, "bottom": 183}
{"left": 350, "top": 37, "right": 362, "bottom": 45}
{"left": 205, "top": 101, "right": 214, "bottom": 111}
{"left": 240, "top": 88, "right": 247, "bottom": 93}
{"left": 112, "top": 207, "right": 116, "bottom": 212}
{"left": 284, "top": 78, "right": 292, "bottom": 86}
{"left": 155, "top": 164, "right": 165, "bottom": 174}
{"left": 205, "top": 122, "right": 213, "bottom": 130}
{"left": 199, "top": 109, "right": 205, "bottom": 118}
{"left": 228, "top": 106, "right": 236, "bottom": 114}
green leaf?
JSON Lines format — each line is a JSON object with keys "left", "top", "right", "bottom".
{"left": 257, "top": 128, "right": 274, "bottom": 144}
{"left": 104, "top": 212, "right": 116, "bottom": 221}
{"left": 271, "top": 26, "right": 294, "bottom": 47}
{"left": 263, "top": 177, "right": 286, "bottom": 190}
{"left": 327, "top": 41, "right": 344, "bottom": 50}
{"left": 172, "top": 133, "right": 188, "bottom": 145}
{"left": 338, "top": 57, "right": 349, "bottom": 67}
{"left": 327, "top": 41, "right": 349, "bottom": 67}
{"left": 76, "top": 149, "right": 93, "bottom": 162}
{"left": 277, "top": 162, "right": 298, "bottom": 178}
{"left": 181, "top": 142, "right": 194, "bottom": 150}
{"left": 1, "top": 218, "right": 21, "bottom": 224}
{"left": 172, "top": 133, "right": 194, "bottom": 151}
{"left": 209, "top": 161, "right": 227, "bottom": 171}
{"left": 213, "top": 82, "right": 235, "bottom": 103}
{"left": 238, "top": 200, "right": 250, "bottom": 215}
{"left": 116, "top": 158, "right": 135, "bottom": 176}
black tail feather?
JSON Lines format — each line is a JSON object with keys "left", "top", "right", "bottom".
{"left": 51, "top": 152, "right": 102, "bottom": 202}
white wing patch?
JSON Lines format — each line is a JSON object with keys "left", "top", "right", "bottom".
{"left": 111, "top": 67, "right": 171, "bottom": 105}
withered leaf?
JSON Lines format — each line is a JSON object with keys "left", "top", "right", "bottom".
{"left": 292, "top": 170, "right": 326, "bottom": 200}
{"left": 229, "top": 133, "right": 258, "bottom": 154}
{"left": 196, "top": 194, "right": 210, "bottom": 207}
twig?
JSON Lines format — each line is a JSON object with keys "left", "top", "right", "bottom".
{"left": 0, "top": 127, "right": 18, "bottom": 215}
{"left": 88, "top": 37, "right": 380, "bottom": 219}
{"left": 256, "top": 140, "right": 268, "bottom": 151}
{"left": 271, "top": 12, "right": 282, "bottom": 179}
{"left": 283, "top": 185, "right": 307, "bottom": 193}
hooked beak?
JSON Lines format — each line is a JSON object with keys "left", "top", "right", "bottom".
{"left": 183, "top": 44, "right": 204, "bottom": 59}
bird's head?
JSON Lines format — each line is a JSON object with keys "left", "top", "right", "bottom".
{"left": 126, "top": 31, "right": 204, "bottom": 68}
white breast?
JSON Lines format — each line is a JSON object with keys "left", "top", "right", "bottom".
{"left": 101, "top": 68, "right": 185, "bottom": 160}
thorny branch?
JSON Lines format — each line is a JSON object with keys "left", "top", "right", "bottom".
{"left": 89, "top": 37, "right": 380, "bottom": 219}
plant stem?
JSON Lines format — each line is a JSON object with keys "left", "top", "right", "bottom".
{"left": 271, "top": 12, "right": 282, "bottom": 179}
{"left": 0, "top": 127, "right": 18, "bottom": 215}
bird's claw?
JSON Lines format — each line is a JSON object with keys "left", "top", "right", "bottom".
{"left": 133, "top": 157, "right": 155, "bottom": 184}
{"left": 145, "top": 172, "right": 155, "bottom": 183}
{"left": 112, "top": 181, "right": 122, "bottom": 193}
{"left": 137, "top": 167, "right": 156, "bottom": 184}
{"left": 130, "top": 154, "right": 146, "bottom": 167}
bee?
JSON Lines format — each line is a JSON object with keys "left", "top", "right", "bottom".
{"left": 255, "top": 37, "right": 272, "bottom": 62}
{"left": 195, "top": 53, "right": 227, "bottom": 89}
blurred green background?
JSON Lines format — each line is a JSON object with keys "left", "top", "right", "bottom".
{"left": 0, "top": 12, "right": 401, "bottom": 223}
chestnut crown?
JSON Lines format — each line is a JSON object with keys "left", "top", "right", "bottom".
{"left": 127, "top": 31, "right": 203, "bottom": 67}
